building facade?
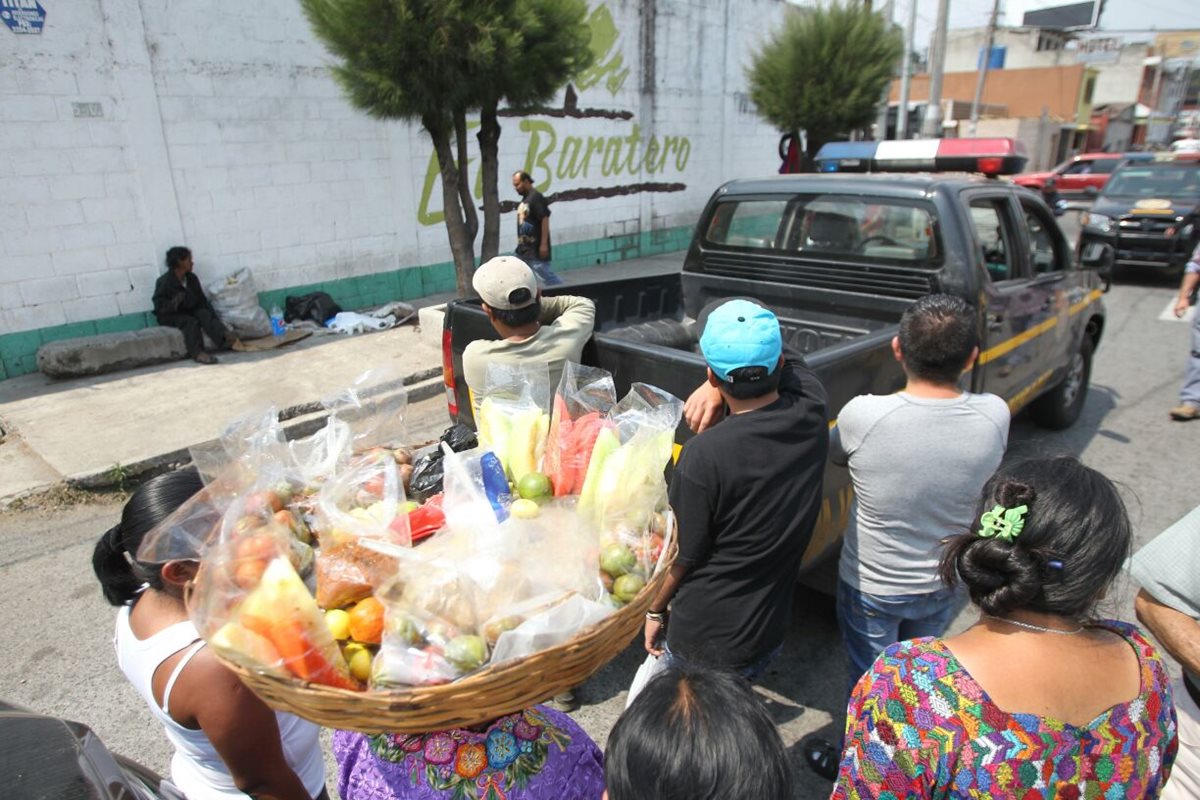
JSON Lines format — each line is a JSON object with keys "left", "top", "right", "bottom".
{"left": 0, "top": 0, "right": 788, "bottom": 378}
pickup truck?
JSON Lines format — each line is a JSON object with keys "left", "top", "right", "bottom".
{"left": 1079, "top": 157, "right": 1200, "bottom": 276}
{"left": 441, "top": 173, "right": 1109, "bottom": 588}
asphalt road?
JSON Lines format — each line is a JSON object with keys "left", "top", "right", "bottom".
{"left": 1, "top": 262, "right": 1195, "bottom": 798}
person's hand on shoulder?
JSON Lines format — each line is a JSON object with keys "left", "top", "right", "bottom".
{"left": 684, "top": 382, "right": 725, "bottom": 433}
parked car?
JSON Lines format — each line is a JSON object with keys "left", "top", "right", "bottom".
{"left": 1013, "top": 151, "right": 1153, "bottom": 197}
{"left": 1079, "top": 158, "right": 1200, "bottom": 276}
{"left": 444, "top": 159, "right": 1108, "bottom": 589}
{"left": 0, "top": 699, "right": 182, "bottom": 800}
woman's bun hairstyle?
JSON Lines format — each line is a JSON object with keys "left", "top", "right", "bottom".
{"left": 939, "top": 457, "right": 1131, "bottom": 619}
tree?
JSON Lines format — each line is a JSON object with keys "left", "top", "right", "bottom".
{"left": 301, "top": 0, "right": 592, "bottom": 296}
{"left": 747, "top": 2, "right": 902, "bottom": 168}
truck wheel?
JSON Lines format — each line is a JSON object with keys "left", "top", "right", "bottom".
{"left": 1031, "top": 336, "right": 1093, "bottom": 430}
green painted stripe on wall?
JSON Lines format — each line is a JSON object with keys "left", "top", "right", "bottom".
{"left": 0, "top": 226, "right": 691, "bottom": 379}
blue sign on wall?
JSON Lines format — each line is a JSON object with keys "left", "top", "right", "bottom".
{"left": 1, "top": 0, "right": 46, "bottom": 35}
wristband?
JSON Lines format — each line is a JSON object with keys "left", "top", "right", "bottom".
{"left": 645, "top": 610, "right": 668, "bottom": 623}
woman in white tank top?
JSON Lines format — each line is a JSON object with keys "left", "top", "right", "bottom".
{"left": 93, "top": 469, "right": 327, "bottom": 800}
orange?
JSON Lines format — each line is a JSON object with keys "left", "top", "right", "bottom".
{"left": 347, "top": 597, "right": 385, "bottom": 644}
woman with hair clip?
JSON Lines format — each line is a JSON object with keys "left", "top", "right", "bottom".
{"left": 833, "top": 456, "right": 1178, "bottom": 799}
{"left": 92, "top": 469, "right": 327, "bottom": 800}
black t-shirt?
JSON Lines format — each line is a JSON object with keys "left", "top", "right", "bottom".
{"left": 515, "top": 189, "right": 551, "bottom": 260}
{"left": 666, "top": 352, "right": 829, "bottom": 671}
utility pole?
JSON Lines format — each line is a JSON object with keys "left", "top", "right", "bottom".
{"left": 920, "top": 0, "right": 951, "bottom": 138}
{"left": 969, "top": 0, "right": 1001, "bottom": 137}
{"left": 874, "top": 0, "right": 895, "bottom": 139}
{"left": 896, "top": 0, "right": 918, "bottom": 139}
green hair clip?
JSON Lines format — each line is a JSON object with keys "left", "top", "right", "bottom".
{"left": 977, "top": 504, "right": 1029, "bottom": 542}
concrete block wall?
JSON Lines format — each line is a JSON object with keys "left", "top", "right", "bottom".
{"left": 0, "top": 0, "right": 788, "bottom": 378}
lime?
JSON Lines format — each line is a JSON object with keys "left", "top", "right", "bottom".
{"left": 516, "top": 471, "right": 553, "bottom": 500}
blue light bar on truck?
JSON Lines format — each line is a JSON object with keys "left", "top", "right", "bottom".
{"left": 815, "top": 138, "right": 1028, "bottom": 175}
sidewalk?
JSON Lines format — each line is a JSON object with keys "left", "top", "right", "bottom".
{"left": 0, "top": 252, "right": 682, "bottom": 505}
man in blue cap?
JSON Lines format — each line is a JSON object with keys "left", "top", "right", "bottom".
{"left": 641, "top": 298, "right": 829, "bottom": 679}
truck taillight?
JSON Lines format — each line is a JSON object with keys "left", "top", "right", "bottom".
{"left": 977, "top": 157, "right": 1004, "bottom": 175}
{"left": 441, "top": 328, "right": 458, "bottom": 418}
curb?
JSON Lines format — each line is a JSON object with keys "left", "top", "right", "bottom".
{"left": 3, "top": 369, "right": 444, "bottom": 505}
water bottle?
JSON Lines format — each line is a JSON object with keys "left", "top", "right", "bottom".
{"left": 270, "top": 305, "right": 285, "bottom": 336}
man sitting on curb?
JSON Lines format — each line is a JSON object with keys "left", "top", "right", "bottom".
{"left": 462, "top": 255, "right": 595, "bottom": 412}
{"left": 152, "top": 246, "right": 239, "bottom": 365}
{"left": 805, "top": 294, "right": 1010, "bottom": 780}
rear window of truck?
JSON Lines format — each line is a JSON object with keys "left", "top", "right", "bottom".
{"left": 703, "top": 195, "right": 940, "bottom": 265}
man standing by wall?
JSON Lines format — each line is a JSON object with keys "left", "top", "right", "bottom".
{"left": 642, "top": 299, "right": 829, "bottom": 680}
{"left": 1132, "top": 506, "right": 1200, "bottom": 798}
{"left": 512, "top": 171, "right": 562, "bottom": 287}
{"left": 1168, "top": 242, "right": 1200, "bottom": 421}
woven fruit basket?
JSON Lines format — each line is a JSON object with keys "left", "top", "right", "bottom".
{"left": 207, "top": 532, "right": 675, "bottom": 734}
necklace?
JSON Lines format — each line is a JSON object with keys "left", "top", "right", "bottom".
{"left": 982, "top": 614, "right": 1085, "bottom": 635}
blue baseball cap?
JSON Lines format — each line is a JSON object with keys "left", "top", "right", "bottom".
{"left": 698, "top": 298, "right": 783, "bottom": 382}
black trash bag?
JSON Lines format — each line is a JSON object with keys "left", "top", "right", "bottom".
{"left": 407, "top": 451, "right": 445, "bottom": 502}
{"left": 407, "top": 425, "right": 478, "bottom": 501}
{"left": 439, "top": 423, "right": 478, "bottom": 453}
{"left": 285, "top": 291, "right": 343, "bottom": 325}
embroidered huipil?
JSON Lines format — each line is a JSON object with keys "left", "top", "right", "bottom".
{"left": 333, "top": 706, "right": 604, "bottom": 800}
{"left": 834, "top": 621, "right": 1178, "bottom": 799}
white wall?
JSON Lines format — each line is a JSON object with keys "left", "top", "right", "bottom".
{"left": 0, "top": 0, "right": 787, "bottom": 341}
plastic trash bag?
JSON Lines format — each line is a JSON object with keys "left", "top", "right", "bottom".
{"left": 327, "top": 312, "right": 395, "bottom": 335}
{"left": 207, "top": 268, "right": 272, "bottom": 339}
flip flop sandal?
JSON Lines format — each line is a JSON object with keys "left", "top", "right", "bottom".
{"left": 194, "top": 352, "right": 218, "bottom": 364}
{"left": 803, "top": 737, "right": 841, "bottom": 781}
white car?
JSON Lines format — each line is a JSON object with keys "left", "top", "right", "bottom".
{"left": 1171, "top": 138, "right": 1200, "bottom": 154}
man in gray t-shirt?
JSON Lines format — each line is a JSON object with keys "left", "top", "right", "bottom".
{"left": 832, "top": 295, "right": 1009, "bottom": 693}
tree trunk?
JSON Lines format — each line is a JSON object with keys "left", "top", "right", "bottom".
{"left": 478, "top": 101, "right": 502, "bottom": 261}
{"left": 454, "top": 110, "right": 479, "bottom": 246}
{"left": 426, "top": 116, "right": 477, "bottom": 297}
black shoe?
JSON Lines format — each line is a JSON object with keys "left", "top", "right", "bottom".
{"left": 803, "top": 736, "right": 840, "bottom": 781}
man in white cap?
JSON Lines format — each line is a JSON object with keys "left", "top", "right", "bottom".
{"left": 462, "top": 256, "right": 596, "bottom": 406}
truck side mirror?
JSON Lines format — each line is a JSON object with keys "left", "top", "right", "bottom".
{"left": 1079, "top": 241, "right": 1113, "bottom": 292}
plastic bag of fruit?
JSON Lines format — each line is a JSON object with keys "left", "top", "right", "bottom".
{"left": 189, "top": 520, "right": 363, "bottom": 691}
{"left": 322, "top": 367, "right": 410, "bottom": 455}
{"left": 545, "top": 363, "right": 618, "bottom": 497}
{"left": 578, "top": 383, "right": 683, "bottom": 529}
{"left": 185, "top": 407, "right": 290, "bottom": 493}
{"left": 315, "top": 448, "right": 412, "bottom": 549}
{"left": 370, "top": 549, "right": 492, "bottom": 687}
{"left": 441, "top": 444, "right": 513, "bottom": 526}
{"left": 474, "top": 362, "right": 552, "bottom": 485}
{"left": 487, "top": 593, "right": 613, "bottom": 665}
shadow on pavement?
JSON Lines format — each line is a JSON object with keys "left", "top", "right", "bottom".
{"left": 1007, "top": 381, "right": 1119, "bottom": 462}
